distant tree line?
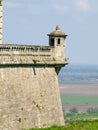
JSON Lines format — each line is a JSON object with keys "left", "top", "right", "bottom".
{"left": 63, "top": 106, "right": 98, "bottom": 114}
{"left": 87, "top": 107, "right": 98, "bottom": 114}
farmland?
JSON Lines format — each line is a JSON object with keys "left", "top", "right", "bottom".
{"left": 61, "top": 95, "right": 98, "bottom": 105}
{"left": 58, "top": 65, "right": 98, "bottom": 115}
{"left": 59, "top": 84, "right": 98, "bottom": 114}
{"left": 59, "top": 84, "right": 98, "bottom": 122}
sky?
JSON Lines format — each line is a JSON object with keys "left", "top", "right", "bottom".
{"left": 2, "top": 0, "right": 98, "bottom": 65}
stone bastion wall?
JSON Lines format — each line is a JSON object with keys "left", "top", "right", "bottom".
{"left": 0, "top": 44, "right": 67, "bottom": 130}
{"left": 0, "top": 66, "right": 65, "bottom": 130}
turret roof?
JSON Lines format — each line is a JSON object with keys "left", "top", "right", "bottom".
{"left": 48, "top": 25, "right": 66, "bottom": 37}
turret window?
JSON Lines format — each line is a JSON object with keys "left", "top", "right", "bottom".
{"left": 50, "top": 38, "right": 54, "bottom": 46}
{"left": 58, "top": 38, "right": 60, "bottom": 45}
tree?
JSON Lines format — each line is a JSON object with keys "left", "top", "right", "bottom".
{"left": 69, "top": 107, "right": 78, "bottom": 113}
{"left": 87, "top": 107, "right": 98, "bottom": 114}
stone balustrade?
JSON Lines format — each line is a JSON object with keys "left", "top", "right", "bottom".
{"left": 0, "top": 44, "right": 53, "bottom": 53}
{"left": 0, "top": 44, "right": 57, "bottom": 65}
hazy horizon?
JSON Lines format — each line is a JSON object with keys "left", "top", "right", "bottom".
{"left": 59, "top": 64, "right": 98, "bottom": 85}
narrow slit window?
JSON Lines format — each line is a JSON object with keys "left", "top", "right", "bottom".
{"left": 58, "top": 38, "right": 60, "bottom": 45}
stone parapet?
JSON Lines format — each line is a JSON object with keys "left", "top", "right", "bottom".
{"left": 0, "top": 44, "right": 68, "bottom": 65}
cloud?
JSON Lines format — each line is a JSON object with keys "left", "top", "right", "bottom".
{"left": 53, "top": 4, "right": 68, "bottom": 12}
{"left": 75, "top": 0, "right": 91, "bottom": 12}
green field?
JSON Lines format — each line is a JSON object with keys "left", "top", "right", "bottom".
{"left": 65, "top": 113, "right": 98, "bottom": 121}
{"left": 61, "top": 95, "right": 98, "bottom": 105}
{"left": 23, "top": 120, "right": 98, "bottom": 130}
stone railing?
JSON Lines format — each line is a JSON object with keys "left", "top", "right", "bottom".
{"left": 0, "top": 44, "right": 53, "bottom": 56}
{"left": 0, "top": 44, "right": 52, "bottom": 51}
{"left": 0, "top": 44, "right": 55, "bottom": 64}
{"left": 0, "top": 44, "right": 68, "bottom": 65}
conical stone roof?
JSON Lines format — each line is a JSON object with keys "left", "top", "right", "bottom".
{"left": 48, "top": 25, "right": 66, "bottom": 37}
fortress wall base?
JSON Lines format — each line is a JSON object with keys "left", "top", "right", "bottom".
{"left": 0, "top": 66, "right": 64, "bottom": 130}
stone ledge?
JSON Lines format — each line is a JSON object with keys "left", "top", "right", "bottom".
{"left": 0, "top": 61, "right": 68, "bottom": 67}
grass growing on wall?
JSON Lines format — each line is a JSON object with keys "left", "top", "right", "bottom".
{"left": 23, "top": 120, "right": 98, "bottom": 130}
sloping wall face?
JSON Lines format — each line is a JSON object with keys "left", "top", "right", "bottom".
{"left": 0, "top": 66, "right": 64, "bottom": 130}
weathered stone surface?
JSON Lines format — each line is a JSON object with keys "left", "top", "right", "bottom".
{"left": 0, "top": 44, "right": 67, "bottom": 65}
{"left": 0, "top": 66, "right": 64, "bottom": 130}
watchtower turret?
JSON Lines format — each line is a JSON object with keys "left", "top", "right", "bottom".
{"left": 0, "top": 0, "right": 2, "bottom": 44}
{"left": 48, "top": 26, "right": 67, "bottom": 61}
